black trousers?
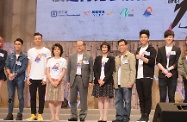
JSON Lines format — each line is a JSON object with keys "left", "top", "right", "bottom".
{"left": 29, "top": 79, "right": 46, "bottom": 114}
{"left": 183, "top": 78, "right": 187, "bottom": 103}
{"left": 136, "top": 78, "right": 153, "bottom": 115}
{"left": 158, "top": 78, "right": 177, "bottom": 103}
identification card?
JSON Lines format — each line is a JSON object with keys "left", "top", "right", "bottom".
{"left": 16, "top": 61, "right": 22, "bottom": 66}
{"left": 170, "top": 51, "right": 176, "bottom": 55}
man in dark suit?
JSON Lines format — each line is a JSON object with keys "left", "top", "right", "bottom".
{"left": 156, "top": 30, "right": 181, "bottom": 103}
{"left": 67, "top": 40, "right": 93, "bottom": 121}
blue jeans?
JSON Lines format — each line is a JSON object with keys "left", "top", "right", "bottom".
{"left": 115, "top": 87, "right": 132, "bottom": 121}
{"left": 159, "top": 78, "right": 177, "bottom": 103}
{"left": 8, "top": 79, "right": 25, "bottom": 113}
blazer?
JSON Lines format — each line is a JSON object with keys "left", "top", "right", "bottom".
{"left": 156, "top": 45, "right": 181, "bottom": 79}
{"left": 178, "top": 52, "right": 187, "bottom": 78}
{"left": 67, "top": 53, "right": 93, "bottom": 87}
{"left": 113, "top": 51, "right": 136, "bottom": 89}
{"left": 93, "top": 55, "right": 115, "bottom": 84}
{"left": 135, "top": 45, "right": 157, "bottom": 78}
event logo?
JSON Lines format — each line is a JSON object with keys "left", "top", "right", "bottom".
{"left": 51, "top": 10, "right": 80, "bottom": 17}
{"left": 92, "top": 10, "right": 105, "bottom": 16}
{"left": 169, "top": 0, "right": 187, "bottom": 29}
{"left": 168, "top": 0, "right": 180, "bottom": 3}
{"left": 83, "top": 10, "right": 113, "bottom": 16}
{"left": 120, "top": 8, "right": 134, "bottom": 17}
{"left": 83, "top": 11, "right": 90, "bottom": 16}
{"left": 143, "top": 6, "right": 152, "bottom": 17}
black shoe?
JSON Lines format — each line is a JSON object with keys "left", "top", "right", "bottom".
{"left": 137, "top": 113, "right": 149, "bottom": 122}
{"left": 16, "top": 112, "right": 22, "bottom": 120}
{"left": 80, "top": 118, "right": 85, "bottom": 121}
{"left": 68, "top": 117, "right": 78, "bottom": 121}
{"left": 143, "top": 113, "right": 149, "bottom": 121}
{"left": 98, "top": 120, "right": 103, "bottom": 122}
{"left": 137, "top": 113, "right": 146, "bottom": 121}
{"left": 4, "top": 113, "right": 13, "bottom": 120}
{"left": 112, "top": 119, "right": 123, "bottom": 122}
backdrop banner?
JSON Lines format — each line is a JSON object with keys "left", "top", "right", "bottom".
{"left": 36, "top": 0, "right": 187, "bottom": 41}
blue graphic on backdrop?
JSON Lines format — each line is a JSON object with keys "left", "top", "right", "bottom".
{"left": 92, "top": 10, "right": 105, "bottom": 16}
{"left": 143, "top": 6, "right": 152, "bottom": 17}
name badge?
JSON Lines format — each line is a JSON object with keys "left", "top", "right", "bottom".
{"left": 144, "top": 51, "right": 150, "bottom": 56}
{"left": 83, "top": 60, "right": 89, "bottom": 64}
{"left": 0, "top": 53, "right": 4, "bottom": 57}
{"left": 170, "top": 51, "right": 176, "bottom": 55}
{"left": 16, "top": 61, "right": 22, "bottom": 66}
{"left": 105, "top": 58, "right": 109, "bottom": 63}
{"left": 122, "top": 60, "right": 128, "bottom": 64}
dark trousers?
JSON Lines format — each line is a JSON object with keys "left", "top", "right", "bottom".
{"left": 8, "top": 79, "right": 25, "bottom": 113}
{"left": 70, "top": 76, "right": 88, "bottom": 119}
{"left": 183, "top": 78, "right": 187, "bottom": 103}
{"left": 159, "top": 78, "right": 177, "bottom": 103}
{"left": 29, "top": 79, "right": 46, "bottom": 114}
{"left": 136, "top": 78, "right": 153, "bottom": 115}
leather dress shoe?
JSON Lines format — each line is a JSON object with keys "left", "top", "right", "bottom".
{"left": 80, "top": 118, "right": 85, "bottom": 121}
{"left": 68, "top": 118, "right": 78, "bottom": 121}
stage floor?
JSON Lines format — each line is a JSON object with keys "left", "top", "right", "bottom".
{"left": 0, "top": 108, "right": 154, "bottom": 122}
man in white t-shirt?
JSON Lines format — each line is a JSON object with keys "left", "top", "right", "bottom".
{"left": 26, "top": 32, "right": 51, "bottom": 121}
{"left": 135, "top": 30, "right": 157, "bottom": 122}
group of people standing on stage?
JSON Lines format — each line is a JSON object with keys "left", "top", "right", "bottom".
{"left": 0, "top": 29, "right": 187, "bottom": 122}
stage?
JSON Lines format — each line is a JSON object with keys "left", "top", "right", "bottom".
{"left": 0, "top": 108, "right": 154, "bottom": 122}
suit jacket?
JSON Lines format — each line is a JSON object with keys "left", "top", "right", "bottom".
{"left": 156, "top": 45, "right": 181, "bottom": 79}
{"left": 93, "top": 55, "right": 115, "bottom": 84}
{"left": 135, "top": 45, "right": 157, "bottom": 78}
{"left": 67, "top": 53, "right": 93, "bottom": 87}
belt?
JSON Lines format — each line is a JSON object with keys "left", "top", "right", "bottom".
{"left": 75, "top": 74, "right": 82, "bottom": 77}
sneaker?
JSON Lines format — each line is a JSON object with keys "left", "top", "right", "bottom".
{"left": 38, "top": 114, "right": 43, "bottom": 121}
{"left": 16, "top": 112, "right": 22, "bottom": 120}
{"left": 4, "top": 113, "right": 13, "bottom": 120}
{"left": 26, "top": 114, "right": 37, "bottom": 121}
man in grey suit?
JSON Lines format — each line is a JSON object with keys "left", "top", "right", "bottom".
{"left": 67, "top": 40, "right": 93, "bottom": 121}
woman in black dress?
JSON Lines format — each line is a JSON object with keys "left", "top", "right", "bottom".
{"left": 92, "top": 42, "right": 115, "bottom": 122}
{"left": 0, "top": 36, "right": 8, "bottom": 103}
